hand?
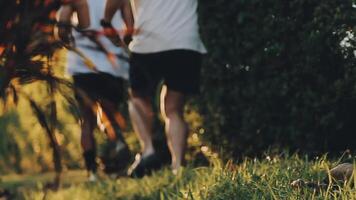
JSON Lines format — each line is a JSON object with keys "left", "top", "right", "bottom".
{"left": 123, "top": 34, "right": 132, "bottom": 46}
{"left": 100, "top": 19, "right": 123, "bottom": 47}
{"left": 58, "top": 25, "right": 74, "bottom": 46}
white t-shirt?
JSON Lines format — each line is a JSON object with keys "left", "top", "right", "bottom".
{"left": 66, "top": 0, "right": 129, "bottom": 79}
{"left": 129, "top": 0, "right": 207, "bottom": 54}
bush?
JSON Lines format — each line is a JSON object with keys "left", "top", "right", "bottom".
{"left": 198, "top": 0, "right": 356, "bottom": 157}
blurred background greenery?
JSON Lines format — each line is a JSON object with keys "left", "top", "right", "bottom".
{"left": 0, "top": 50, "right": 83, "bottom": 174}
{"left": 0, "top": 0, "right": 355, "bottom": 175}
{"left": 198, "top": 0, "right": 356, "bottom": 158}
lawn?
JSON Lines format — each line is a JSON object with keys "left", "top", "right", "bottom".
{"left": 1, "top": 154, "right": 356, "bottom": 200}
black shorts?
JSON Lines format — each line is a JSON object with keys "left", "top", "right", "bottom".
{"left": 73, "top": 72, "right": 125, "bottom": 105}
{"left": 129, "top": 50, "right": 202, "bottom": 97}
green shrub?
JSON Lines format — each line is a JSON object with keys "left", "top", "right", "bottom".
{"left": 198, "top": 0, "right": 356, "bottom": 157}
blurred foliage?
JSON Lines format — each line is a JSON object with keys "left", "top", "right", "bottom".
{"left": 198, "top": 0, "right": 356, "bottom": 157}
{"left": 0, "top": 50, "right": 83, "bottom": 174}
{"left": 0, "top": 0, "right": 203, "bottom": 174}
{"left": 1, "top": 0, "right": 356, "bottom": 174}
{"left": 0, "top": 0, "right": 79, "bottom": 176}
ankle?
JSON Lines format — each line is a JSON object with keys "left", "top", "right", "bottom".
{"left": 142, "top": 147, "right": 155, "bottom": 158}
{"left": 88, "top": 171, "right": 98, "bottom": 182}
{"left": 171, "top": 158, "right": 184, "bottom": 172}
{"left": 83, "top": 149, "right": 97, "bottom": 173}
{"left": 114, "top": 140, "right": 127, "bottom": 152}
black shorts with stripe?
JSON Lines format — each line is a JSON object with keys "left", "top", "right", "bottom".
{"left": 129, "top": 50, "right": 202, "bottom": 97}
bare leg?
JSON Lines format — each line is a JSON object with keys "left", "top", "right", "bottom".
{"left": 78, "top": 100, "right": 97, "bottom": 175}
{"left": 129, "top": 90, "right": 155, "bottom": 157}
{"left": 98, "top": 99, "right": 131, "bottom": 174}
{"left": 99, "top": 99, "right": 126, "bottom": 144}
{"left": 160, "top": 85, "right": 188, "bottom": 171}
{"left": 80, "top": 103, "right": 96, "bottom": 152}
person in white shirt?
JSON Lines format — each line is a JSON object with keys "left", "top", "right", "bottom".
{"left": 103, "top": 0, "right": 206, "bottom": 177}
{"left": 58, "top": 0, "right": 133, "bottom": 181}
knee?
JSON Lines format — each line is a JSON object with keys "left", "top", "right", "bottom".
{"left": 128, "top": 97, "right": 155, "bottom": 118}
{"left": 163, "top": 103, "right": 182, "bottom": 119}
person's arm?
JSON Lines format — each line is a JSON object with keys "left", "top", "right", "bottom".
{"left": 120, "top": 0, "right": 134, "bottom": 44}
{"left": 58, "top": 4, "right": 73, "bottom": 24}
{"left": 102, "top": 0, "right": 134, "bottom": 46}
{"left": 58, "top": 4, "right": 74, "bottom": 44}
{"left": 59, "top": 0, "right": 90, "bottom": 29}
{"left": 71, "top": 0, "right": 90, "bottom": 29}
{"left": 103, "top": 0, "right": 122, "bottom": 23}
{"left": 58, "top": 0, "right": 90, "bottom": 42}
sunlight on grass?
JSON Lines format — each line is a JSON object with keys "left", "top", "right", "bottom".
{"left": 1, "top": 154, "right": 355, "bottom": 200}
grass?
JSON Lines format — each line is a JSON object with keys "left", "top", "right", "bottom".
{"left": 1, "top": 154, "right": 356, "bottom": 200}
